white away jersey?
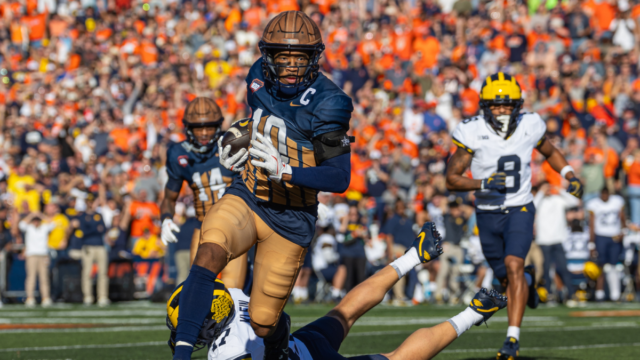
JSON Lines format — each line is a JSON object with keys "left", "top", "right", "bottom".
{"left": 563, "top": 230, "right": 590, "bottom": 273}
{"left": 585, "top": 195, "right": 625, "bottom": 237}
{"left": 208, "top": 289, "right": 313, "bottom": 360}
{"left": 452, "top": 112, "right": 546, "bottom": 209}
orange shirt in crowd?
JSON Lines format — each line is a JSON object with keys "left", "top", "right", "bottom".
{"left": 129, "top": 201, "right": 160, "bottom": 237}
{"left": 394, "top": 31, "right": 413, "bottom": 61}
{"left": 243, "top": 7, "right": 265, "bottom": 28}
{"left": 22, "top": 13, "right": 46, "bottom": 41}
{"left": 584, "top": 146, "right": 619, "bottom": 178}
{"left": 349, "top": 154, "right": 371, "bottom": 194}
{"left": 413, "top": 35, "right": 440, "bottom": 69}
{"left": 140, "top": 40, "right": 158, "bottom": 65}
{"left": 460, "top": 87, "right": 480, "bottom": 117}
{"left": 541, "top": 161, "right": 562, "bottom": 187}
{"left": 624, "top": 159, "right": 640, "bottom": 186}
{"left": 110, "top": 127, "right": 131, "bottom": 152}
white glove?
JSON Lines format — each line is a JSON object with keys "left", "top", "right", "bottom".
{"left": 218, "top": 137, "right": 249, "bottom": 173}
{"left": 161, "top": 218, "right": 180, "bottom": 246}
{"left": 317, "top": 202, "right": 330, "bottom": 225}
{"left": 249, "top": 133, "right": 291, "bottom": 183}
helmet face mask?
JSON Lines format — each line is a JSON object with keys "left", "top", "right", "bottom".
{"left": 259, "top": 11, "right": 324, "bottom": 97}
{"left": 479, "top": 73, "right": 524, "bottom": 139}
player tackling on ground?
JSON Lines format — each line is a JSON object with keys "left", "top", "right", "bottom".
{"left": 445, "top": 73, "right": 583, "bottom": 359}
{"left": 167, "top": 222, "right": 508, "bottom": 359}
{"left": 172, "top": 11, "right": 354, "bottom": 360}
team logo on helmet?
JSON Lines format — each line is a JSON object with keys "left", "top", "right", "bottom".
{"left": 479, "top": 72, "right": 524, "bottom": 139}
{"left": 166, "top": 279, "right": 235, "bottom": 355}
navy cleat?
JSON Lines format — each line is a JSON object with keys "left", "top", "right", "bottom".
{"left": 410, "top": 222, "right": 443, "bottom": 263}
{"left": 497, "top": 336, "right": 520, "bottom": 360}
{"left": 469, "top": 288, "right": 508, "bottom": 325}
{"left": 524, "top": 265, "right": 539, "bottom": 309}
{"left": 263, "top": 312, "right": 290, "bottom": 360}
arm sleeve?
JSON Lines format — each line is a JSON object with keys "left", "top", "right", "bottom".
{"left": 559, "top": 190, "right": 581, "bottom": 208}
{"left": 312, "top": 94, "right": 353, "bottom": 137}
{"left": 289, "top": 152, "right": 351, "bottom": 193}
{"left": 164, "top": 146, "right": 184, "bottom": 192}
{"left": 451, "top": 123, "right": 475, "bottom": 154}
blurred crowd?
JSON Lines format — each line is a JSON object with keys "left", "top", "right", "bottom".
{"left": 0, "top": 0, "right": 640, "bottom": 307}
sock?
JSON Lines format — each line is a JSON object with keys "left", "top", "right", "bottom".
{"left": 175, "top": 265, "right": 218, "bottom": 354}
{"left": 606, "top": 269, "right": 620, "bottom": 301}
{"left": 447, "top": 307, "right": 484, "bottom": 337}
{"left": 173, "top": 342, "right": 194, "bottom": 360}
{"left": 292, "top": 287, "right": 301, "bottom": 300}
{"left": 301, "top": 287, "right": 309, "bottom": 300}
{"left": 595, "top": 289, "right": 605, "bottom": 300}
{"left": 331, "top": 286, "right": 341, "bottom": 298}
{"left": 390, "top": 248, "right": 421, "bottom": 278}
{"left": 524, "top": 271, "right": 533, "bottom": 287}
{"left": 482, "top": 267, "right": 494, "bottom": 289}
{"left": 507, "top": 326, "right": 520, "bottom": 341}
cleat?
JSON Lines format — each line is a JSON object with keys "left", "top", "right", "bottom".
{"left": 263, "top": 312, "right": 290, "bottom": 360}
{"left": 410, "top": 222, "right": 444, "bottom": 263}
{"left": 524, "top": 265, "right": 539, "bottom": 309}
{"left": 469, "top": 288, "right": 507, "bottom": 325}
{"left": 497, "top": 336, "right": 519, "bottom": 360}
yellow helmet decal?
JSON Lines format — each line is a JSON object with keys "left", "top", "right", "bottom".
{"left": 481, "top": 72, "right": 522, "bottom": 101}
{"left": 167, "top": 284, "right": 184, "bottom": 329}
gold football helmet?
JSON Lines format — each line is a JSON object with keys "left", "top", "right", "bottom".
{"left": 479, "top": 72, "right": 524, "bottom": 139}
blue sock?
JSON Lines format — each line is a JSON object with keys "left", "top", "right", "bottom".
{"left": 524, "top": 272, "right": 533, "bottom": 287}
{"left": 174, "top": 265, "right": 218, "bottom": 359}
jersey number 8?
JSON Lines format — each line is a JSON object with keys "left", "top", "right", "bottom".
{"left": 497, "top": 155, "right": 521, "bottom": 193}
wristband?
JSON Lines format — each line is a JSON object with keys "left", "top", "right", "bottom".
{"left": 161, "top": 213, "right": 173, "bottom": 222}
{"left": 560, "top": 165, "right": 575, "bottom": 178}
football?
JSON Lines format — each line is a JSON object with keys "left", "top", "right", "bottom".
{"left": 220, "top": 118, "right": 251, "bottom": 156}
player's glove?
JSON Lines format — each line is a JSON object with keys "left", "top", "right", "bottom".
{"left": 481, "top": 172, "right": 507, "bottom": 191}
{"left": 217, "top": 137, "right": 249, "bottom": 173}
{"left": 317, "top": 202, "right": 330, "bottom": 225}
{"left": 567, "top": 177, "right": 583, "bottom": 199}
{"left": 249, "top": 133, "right": 292, "bottom": 183}
{"left": 161, "top": 218, "right": 180, "bottom": 246}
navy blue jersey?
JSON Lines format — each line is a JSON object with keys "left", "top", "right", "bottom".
{"left": 166, "top": 141, "right": 235, "bottom": 221}
{"left": 227, "top": 58, "right": 353, "bottom": 246}
{"left": 76, "top": 212, "right": 106, "bottom": 247}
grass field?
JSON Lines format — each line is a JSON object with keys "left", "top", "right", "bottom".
{"left": 1, "top": 301, "right": 639, "bottom": 360}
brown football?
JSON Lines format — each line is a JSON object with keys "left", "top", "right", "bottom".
{"left": 220, "top": 118, "right": 251, "bottom": 156}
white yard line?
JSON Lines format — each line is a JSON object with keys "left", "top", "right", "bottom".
{"left": 0, "top": 318, "right": 163, "bottom": 324}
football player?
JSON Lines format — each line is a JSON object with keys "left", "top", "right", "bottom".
{"left": 160, "top": 97, "right": 248, "bottom": 290}
{"left": 167, "top": 222, "right": 508, "bottom": 360}
{"left": 172, "top": 11, "right": 354, "bottom": 360}
{"left": 445, "top": 72, "right": 583, "bottom": 359}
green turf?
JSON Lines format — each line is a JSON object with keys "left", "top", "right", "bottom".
{"left": 0, "top": 302, "right": 639, "bottom": 359}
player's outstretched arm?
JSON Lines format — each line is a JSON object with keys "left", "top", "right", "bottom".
{"left": 326, "top": 223, "right": 443, "bottom": 337}
{"left": 160, "top": 187, "right": 181, "bottom": 246}
{"left": 445, "top": 148, "right": 482, "bottom": 191}
{"left": 380, "top": 289, "right": 507, "bottom": 360}
{"left": 537, "top": 137, "right": 583, "bottom": 198}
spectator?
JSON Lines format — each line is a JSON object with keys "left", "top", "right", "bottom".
{"left": 338, "top": 205, "right": 367, "bottom": 292}
{"left": 533, "top": 183, "right": 580, "bottom": 301}
{"left": 132, "top": 227, "right": 165, "bottom": 260}
{"left": 312, "top": 225, "right": 347, "bottom": 302}
{"left": 381, "top": 199, "right": 418, "bottom": 303}
{"left": 175, "top": 209, "right": 199, "bottom": 285}
{"left": 434, "top": 201, "right": 467, "bottom": 304}
{"left": 623, "top": 148, "right": 640, "bottom": 225}
{"left": 19, "top": 211, "right": 55, "bottom": 308}
{"left": 71, "top": 195, "right": 109, "bottom": 306}
{"left": 586, "top": 187, "right": 625, "bottom": 302}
